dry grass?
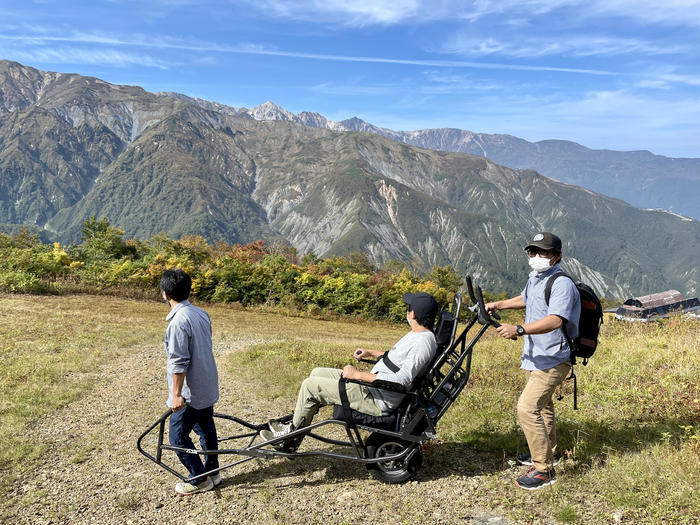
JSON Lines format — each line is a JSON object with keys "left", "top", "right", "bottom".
{"left": 1, "top": 294, "right": 698, "bottom": 524}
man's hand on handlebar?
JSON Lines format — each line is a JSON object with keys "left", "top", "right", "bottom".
{"left": 495, "top": 323, "right": 518, "bottom": 340}
{"left": 484, "top": 301, "right": 499, "bottom": 315}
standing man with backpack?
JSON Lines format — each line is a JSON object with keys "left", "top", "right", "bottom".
{"left": 485, "top": 232, "right": 581, "bottom": 490}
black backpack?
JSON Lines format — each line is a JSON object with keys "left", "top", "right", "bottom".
{"left": 545, "top": 272, "right": 604, "bottom": 409}
{"left": 545, "top": 272, "right": 604, "bottom": 365}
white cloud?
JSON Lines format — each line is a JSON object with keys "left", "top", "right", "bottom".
{"left": 0, "top": 30, "right": 618, "bottom": 75}
{"left": 311, "top": 81, "right": 399, "bottom": 96}
{"left": 442, "top": 34, "right": 687, "bottom": 58}
{"left": 241, "top": 0, "right": 700, "bottom": 27}
{"left": 0, "top": 45, "right": 171, "bottom": 69}
{"left": 242, "top": 0, "right": 428, "bottom": 25}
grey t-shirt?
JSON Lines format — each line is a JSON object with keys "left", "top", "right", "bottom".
{"left": 164, "top": 300, "right": 219, "bottom": 409}
{"left": 369, "top": 330, "right": 437, "bottom": 414}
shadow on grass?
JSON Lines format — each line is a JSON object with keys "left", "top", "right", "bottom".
{"left": 446, "top": 414, "right": 700, "bottom": 474}
{"left": 176, "top": 413, "right": 698, "bottom": 491}
{"left": 212, "top": 438, "right": 513, "bottom": 491}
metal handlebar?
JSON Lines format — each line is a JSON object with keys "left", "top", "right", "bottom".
{"left": 475, "top": 285, "right": 517, "bottom": 340}
{"left": 466, "top": 275, "right": 500, "bottom": 320}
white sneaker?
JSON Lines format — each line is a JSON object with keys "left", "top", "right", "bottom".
{"left": 269, "top": 420, "right": 293, "bottom": 433}
{"left": 174, "top": 477, "right": 214, "bottom": 496}
{"left": 210, "top": 472, "right": 222, "bottom": 486}
{"left": 261, "top": 421, "right": 293, "bottom": 441}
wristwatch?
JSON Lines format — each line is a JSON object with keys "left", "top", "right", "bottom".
{"left": 516, "top": 325, "right": 526, "bottom": 337}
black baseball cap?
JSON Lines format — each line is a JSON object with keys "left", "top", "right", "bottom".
{"left": 524, "top": 232, "right": 562, "bottom": 252}
{"left": 402, "top": 292, "right": 438, "bottom": 324}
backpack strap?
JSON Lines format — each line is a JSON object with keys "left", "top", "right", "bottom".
{"left": 544, "top": 272, "right": 568, "bottom": 306}
{"left": 545, "top": 272, "right": 580, "bottom": 410}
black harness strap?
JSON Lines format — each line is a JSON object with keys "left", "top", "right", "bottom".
{"left": 380, "top": 352, "right": 400, "bottom": 373}
{"left": 338, "top": 379, "right": 354, "bottom": 423}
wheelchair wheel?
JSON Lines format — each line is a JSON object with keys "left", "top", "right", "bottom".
{"left": 365, "top": 432, "right": 423, "bottom": 484}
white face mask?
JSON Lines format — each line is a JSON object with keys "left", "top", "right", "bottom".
{"left": 406, "top": 311, "right": 412, "bottom": 326}
{"left": 528, "top": 255, "right": 552, "bottom": 273}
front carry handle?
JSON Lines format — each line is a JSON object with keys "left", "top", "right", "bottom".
{"left": 466, "top": 276, "right": 501, "bottom": 320}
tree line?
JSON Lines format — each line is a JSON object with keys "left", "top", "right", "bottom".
{"left": 0, "top": 217, "right": 476, "bottom": 323}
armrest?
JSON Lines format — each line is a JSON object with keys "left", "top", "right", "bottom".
{"left": 341, "top": 377, "right": 407, "bottom": 393}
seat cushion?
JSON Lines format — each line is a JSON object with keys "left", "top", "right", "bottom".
{"left": 332, "top": 405, "right": 399, "bottom": 430}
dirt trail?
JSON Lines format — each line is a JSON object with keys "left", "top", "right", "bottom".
{"left": 4, "top": 331, "right": 513, "bottom": 524}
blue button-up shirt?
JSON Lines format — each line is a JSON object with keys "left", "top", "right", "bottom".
{"left": 520, "top": 264, "right": 581, "bottom": 371}
{"left": 164, "top": 300, "right": 219, "bottom": 409}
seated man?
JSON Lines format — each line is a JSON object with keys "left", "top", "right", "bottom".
{"left": 261, "top": 292, "right": 439, "bottom": 447}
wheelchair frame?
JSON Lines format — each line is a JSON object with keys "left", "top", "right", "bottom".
{"left": 137, "top": 276, "right": 502, "bottom": 484}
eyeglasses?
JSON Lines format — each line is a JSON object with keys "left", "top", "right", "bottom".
{"left": 526, "top": 247, "right": 552, "bottom": 257}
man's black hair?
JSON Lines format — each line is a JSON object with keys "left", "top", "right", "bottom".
{"left": 160, "top": 269, "right": 192, "bottom": 302}
{"left": 414, "top": 310, "right": 436, "bottom": 331}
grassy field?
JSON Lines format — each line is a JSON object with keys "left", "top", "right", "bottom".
{"left": 1, "top": 293, "right": 698, "bottom": 524}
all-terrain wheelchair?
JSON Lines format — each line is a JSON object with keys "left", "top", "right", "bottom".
{"left": 137, "top": 276, "right": 503, "bottom": 484}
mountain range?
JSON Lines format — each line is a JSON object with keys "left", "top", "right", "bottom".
{"left": 1, "top": 60, "right": 698, "bottom": 298}
{"left": 227, "top": 101, "right": 700, "bottom": 221}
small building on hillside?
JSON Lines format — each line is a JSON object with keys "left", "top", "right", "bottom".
{"left": 614, "top": 290, "right": 700, "bottom": 322}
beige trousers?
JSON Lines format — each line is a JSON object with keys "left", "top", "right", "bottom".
{"left": 517, "top": 362, "right": 571, "bottom": 472}
{"left": 293, "top": 367, "right": 383, "bottom": 428}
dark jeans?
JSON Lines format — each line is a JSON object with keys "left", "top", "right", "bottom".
{"left": 169, "top": 404, "right": 219, "bottom": 482}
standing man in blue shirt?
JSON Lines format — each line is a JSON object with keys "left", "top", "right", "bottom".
{"left": 485, "top": 232, "right": 580, "bottom": 490}
{"left": 161, "top": 269, "right": 221, "bottom": 496}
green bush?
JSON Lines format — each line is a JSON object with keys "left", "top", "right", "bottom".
{"left": 0, "top": 218, "right": 460, "bottom": 322}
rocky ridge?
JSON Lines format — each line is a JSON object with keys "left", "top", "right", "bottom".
{"left": 1, "top": 60, "right": 698, "bottom": 297}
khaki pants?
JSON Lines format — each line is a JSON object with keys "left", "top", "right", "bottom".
{"left": 293, "top": 367, "right": 383, "bottom": 428}
{"left": 517, "top": 362, "right": 571, "bottom": 472}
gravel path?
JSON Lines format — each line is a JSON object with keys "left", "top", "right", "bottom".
{"left": 3, "top": 329, "right": 515, "bottom": 524}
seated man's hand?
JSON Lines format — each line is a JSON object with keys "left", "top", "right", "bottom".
{"left": 342, "top": 364, "right": 359, "bottom": 380}
{"left": 353, "top": 348, "right": 370, "bottom": 361}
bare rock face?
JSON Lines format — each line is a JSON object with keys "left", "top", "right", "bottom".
{"left": 238, "top": 98, "right": 700, "bottom": 221}
{"left": 1, "top": 60, "right": 698, "bottom": 297}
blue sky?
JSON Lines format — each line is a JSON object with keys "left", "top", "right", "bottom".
{"left": 2, "top": 0, "right": 699, "bottom": 157}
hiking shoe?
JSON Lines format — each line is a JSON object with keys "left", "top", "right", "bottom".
{"left": 210, "top": 472, "right": 222, "bottom": 487}
{"left": 515, "top": 466, "right": 557, "bottom": 490}
{"left": 516, "top": 452, "right": 560, "bottom": 467}
{"left": 174, "top": 477, "right": 214, "bottom": 496}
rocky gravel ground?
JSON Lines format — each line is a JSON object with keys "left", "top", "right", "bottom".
{"left": 2, "top": 329, "right": 516, "bottom": 525}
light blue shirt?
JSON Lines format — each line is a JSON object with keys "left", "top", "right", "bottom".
{"left": 520, "top": 264, "right": 581, "bottom": 371}
{"left": 369, "top": 330, "right": 437, "bottom": 414}
{"left": 164, "top": 300, "right": 219, "bottom": 409}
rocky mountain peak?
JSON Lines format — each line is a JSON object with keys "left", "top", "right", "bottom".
{"left": 249, "top": 101, "right": 297, "bottom": 121}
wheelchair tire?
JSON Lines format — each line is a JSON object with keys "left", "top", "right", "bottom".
{"left": 365, "top": 432, "right": 423, "bottom": 484}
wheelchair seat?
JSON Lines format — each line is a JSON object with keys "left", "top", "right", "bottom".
{"left": 331, "top": 404, "right": 402, "bottom": 431}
